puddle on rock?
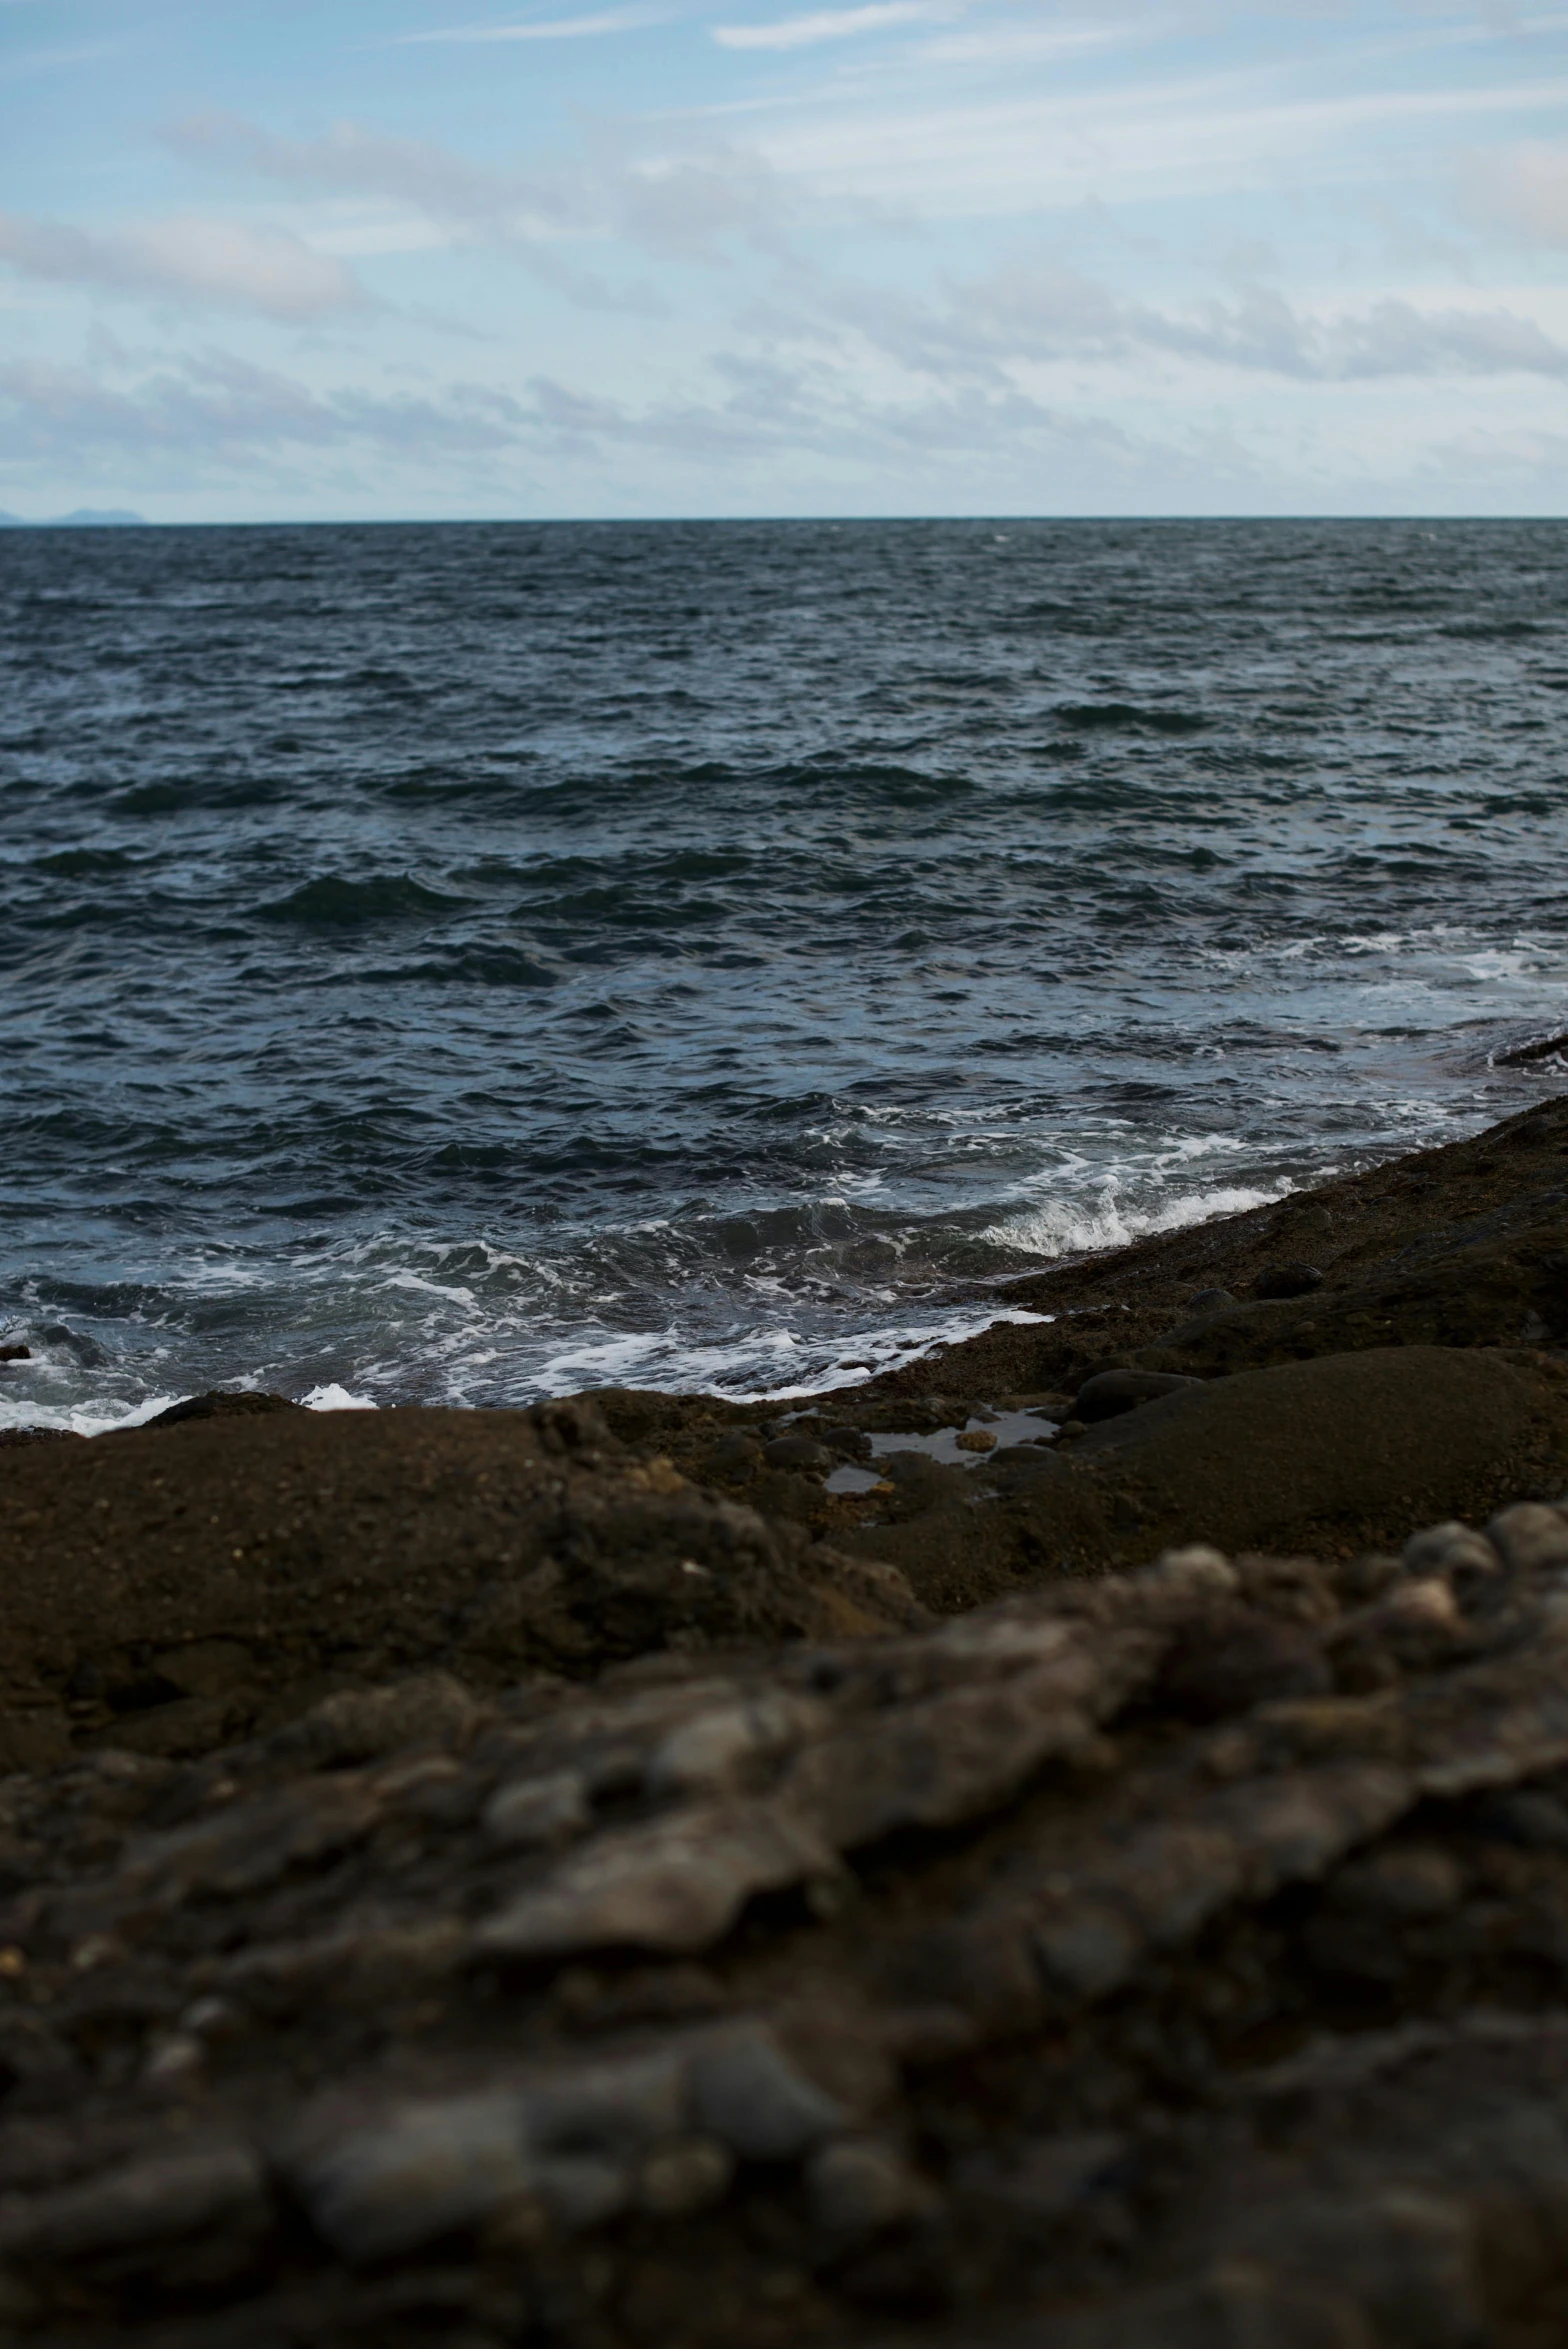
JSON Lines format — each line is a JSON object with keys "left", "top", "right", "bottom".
{"left": 823, "top": 1463, "right": 891, "bottom": 1496}
{"left": 823, "top": 1410, "right": 1058, "bottom": 1494}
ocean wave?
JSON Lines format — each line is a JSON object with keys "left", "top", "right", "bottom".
{"left": 1052, "top": 702, "right": 1207, "bottom": 734}
{"left": 986, "top": 1182, "right": 1288, "bottom": 1260}
{"left": 260, "top": 874, "right": 471, "bottom": 926}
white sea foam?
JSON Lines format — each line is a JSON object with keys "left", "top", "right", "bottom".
{"left": 986, "top": 1182, "right": 1287, "bottom": 1260}
{"left": 302, "top": 1383, "right": 379, "bottom": 1411}
{"left": 0, "top": 1392, "right": 179, "bottom": 1439}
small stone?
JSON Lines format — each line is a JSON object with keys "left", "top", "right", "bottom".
{"left": 1142, "top": 1545, "right": 1239, "bottom": 1597}
{"left": 1187, "top": 1289, "right": 1238, "bottom": 1313}
{"left": 636, "top": 2136, "right": 735, "bottom": 2217}
{"left": 142, "top": 2031, "right": 205, "bottom": 2089}
{"left": 520, "top": 2049, "right": 688, "bottom": 2160}
{"left": 1057, "top": 1419, "right": 1087, "bottom": 1440}
{"left": 291, "top": 2093, "right": 532, "bottom": 2262}
{"left": 1253, "top": 1261, "right": 1324, "bottom": 1300}
{"left": 688, "top": 2025, "right": 846, "bottom": 2162}
{"left": 70, "top": 1934, "right": 126, "bottom": 1973}
{"left": 701, "top": 1430, "right": 765, "bottom": 1475}
{"left": 482, "top": 1771, "right": 591, "bottom": 1849}
{"left": 763, "top": 1435, "right": 832, "bottom": 1473}
{"left": 644, "top": 1693, "right": 825, "bottom": 1800}
{"left": 474, "top": 1800, "right": 835, "bottom": 1960}
{"left": 1033, "top": 1905, "right": 1140, "bottom": 1999}
{"left": 180, "top": 1995, "right": 245, "bottom": 2043}
{"left": 1074, "top": 1369, "right": 1202, "bottom": 1422}
{"left": 1403, "top": 1522, "right": 1503, "bottom": 1581}
{"left": 1383, "top": 1577, "right": 1462, "bottom": 1629}
{"left": 955, "top": 1428, "right": 998, "bottom": 1453}
{"left": 806, "top": 2137, "right": 929, "bottom": 2240}
{"left": 1341, "top": 1578, "right": 1465, "bottom": 1678}
{"left": 1486, "top": 1502, "right": 1568, "bottom": 1575}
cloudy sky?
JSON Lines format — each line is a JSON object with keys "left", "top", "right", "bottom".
{"left": 2, "top": 0, "right": 1567, "bottom": 517}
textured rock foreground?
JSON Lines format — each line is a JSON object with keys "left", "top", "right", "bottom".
{"left": 5, "top": 1495, "right": 1568, "bottom": 2342}
{"left": 6, "top": 1093, "right": 1568, "bottom": 2345}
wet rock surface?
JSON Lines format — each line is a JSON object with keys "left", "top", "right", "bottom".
{"left": 4, "top": 1100, "right": 1568, "bottom": 2343}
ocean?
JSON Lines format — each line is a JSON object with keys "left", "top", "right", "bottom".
{"left": 3, "top": 517, "right": 1567, "bottom": 1433}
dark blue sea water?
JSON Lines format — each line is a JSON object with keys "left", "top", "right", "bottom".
{"left": 4, "top": 519, "right": 1568, "bottom": 1432}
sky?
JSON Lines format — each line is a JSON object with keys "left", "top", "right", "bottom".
{"left": 1, "top": 0, "right": 1566, "bottom": 517}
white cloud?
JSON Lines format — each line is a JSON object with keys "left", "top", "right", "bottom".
{"left": 713, "top": 2, "right": 948, "bottom": 52}
{"left": 913, "top": 19, "right": 1137, "bottom": 68}
{"left": 750, "top": 68, "right": 1568, "bottom": 217}
{"left": 162, "top": 114, "right": 538, "bottom": 226}
{"left": 393, "top": 9, "right": 656, "bottom": 42}
{"left": 947, "top": 266, "right": 1568, "bottom": 380}
{"left": 0, "top": 211, "right": 365, "bottom": 318}
{"left": 163, "top": 110, "right": 797, "bottom": 267}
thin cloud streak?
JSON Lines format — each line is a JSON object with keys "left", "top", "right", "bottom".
{"left": 752, "top": 69, "right": 1568, "bottom": 215}
{"left": 392, "top": 9, "right": 658, "bottom": 43}
{"left": 712, "top": 3, "right": 949, "bottom": 51}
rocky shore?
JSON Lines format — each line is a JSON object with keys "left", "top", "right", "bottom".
{"left": 4, "top": 1094, "right": 1568, "bottom": 2346}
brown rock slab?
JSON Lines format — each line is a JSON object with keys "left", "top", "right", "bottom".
{"left": 0, "top": 1400, "right": 925, "bottom": 1751}
{"left": 1071, "top": 1346, "right": 1568, "bottom": 1560}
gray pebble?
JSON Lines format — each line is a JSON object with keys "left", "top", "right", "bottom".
{"left": 1486, "top": 1502, "right": 1568, "bottom": 1575}
{"left": 763, "top": 1435, "right": 832, "bottom": 1473}
{"left": 701, "top": 1431, "right": 764, "bottom": 1476}
{"left": 475, "top": 1800, "right": 834, "bottom": 1960}
{"left": 482, "top": 1770, "right": 591, "bottom": 1849}
{"left": 644, "top": 1694, "right": 824, "bottom": 1800}
{"left": 688, "top": 2025, "right": 846, "bottom": 2162}
{"left": 521, "top": 2049, "right": 688, "bottom": 2160}
{"left": 636, "top": 2135, "right": 735, "bottom": 2216}
{"left": 292, "top": 2094, "right": 531, "bottom": 2263}
{"left": 1403, "top": 1522, "right": 1502, "bottom": 1581}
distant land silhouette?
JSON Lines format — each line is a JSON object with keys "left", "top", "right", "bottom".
{"left": 0, "top": 508, "right": 147, "bottom": 527}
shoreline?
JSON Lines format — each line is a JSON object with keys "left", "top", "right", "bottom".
{"left": 2, "top": 1090, "right": 1568, "bottom": 2344}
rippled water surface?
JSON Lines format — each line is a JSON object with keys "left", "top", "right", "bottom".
{"left": 4, "top": 518, "right": 1568, "bottom": 1428}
